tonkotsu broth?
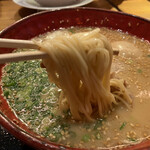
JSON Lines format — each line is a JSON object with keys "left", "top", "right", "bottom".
{"left": 1, "top": 27, "right": 150, "bottom": 149}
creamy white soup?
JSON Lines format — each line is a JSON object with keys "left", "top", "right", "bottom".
{"left": 1, "top": 27, "right": 150, "bottom": 149}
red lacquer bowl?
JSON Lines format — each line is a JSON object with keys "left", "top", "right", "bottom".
{"left": 0, "top": 8, "right": 149, "bottom": 150}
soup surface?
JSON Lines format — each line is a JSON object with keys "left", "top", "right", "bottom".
{"left": 1, "top": 27, "right": 150, "bottom": 149}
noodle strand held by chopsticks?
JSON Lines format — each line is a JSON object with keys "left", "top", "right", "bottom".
{"left": 33, "top": 28, "right": 132, "bottom": 121}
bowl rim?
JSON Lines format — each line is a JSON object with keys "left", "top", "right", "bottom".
{"left": 0, "top": 7, "right": 150, "bottom": 150}
{"left": 0, "top": 7, "right": 150, "bottom": 36}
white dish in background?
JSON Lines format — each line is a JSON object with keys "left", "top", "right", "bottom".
{"left": 13, "top": 0, "right": 93, "bottom": 11}
{"left": 34, "top": 0, "right": 79, "bottom": 7}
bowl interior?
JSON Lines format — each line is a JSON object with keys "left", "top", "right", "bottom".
{"left": 0, "top": 8, "right": 150, "bottom": 150}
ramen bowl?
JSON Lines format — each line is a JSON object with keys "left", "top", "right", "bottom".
{"left": 0, "top": 8, "right": 150, "bottom": 150}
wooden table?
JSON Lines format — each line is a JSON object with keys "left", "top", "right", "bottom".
{"left": 0, "top": 0, "right": 150, "bottom": 31}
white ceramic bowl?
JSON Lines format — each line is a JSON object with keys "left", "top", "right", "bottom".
{"left": 35, "top": 0, "right": 79, "bottom": 7}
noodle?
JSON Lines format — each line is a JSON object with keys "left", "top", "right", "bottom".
{"left": 33, "top": 28, "right": 132, "bottom": 121}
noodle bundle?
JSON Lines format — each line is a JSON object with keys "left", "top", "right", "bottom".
{"left": 34, "top": 28, "right": 132, "bottom": 121}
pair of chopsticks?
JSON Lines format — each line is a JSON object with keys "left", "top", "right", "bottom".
{"left": 0, "top": 38, "right": 48, "bottom": 64}
{"left": 0, "top": 38, "right": 119, "bottom": 64}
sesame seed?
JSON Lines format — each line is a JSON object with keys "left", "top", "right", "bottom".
{"left": 87, "top": 129, "right": 91, "bottom": 132}
{"left": 135, "top": 123, "right": 140, "bottom": 127}
{"left": 115, "top": 115, "right": 119, "bottom": 119}
{"left": 114, "top": 129, "right": 118, "bottom": 132}
{"left": 103, "top": 131, "right": 106, "bottom": 135}
{"left": 97, "top": 127, "right": 101, "bottom": 130}
{"left": 116, "top": 133, "right": 120, "bottom": 136}
{"left": 78, "top": 143, "right": 83, "bottom": 148}
{"left": 61, "top": 130, "right": 65, "bottom": 135}
{"left": 92, "top": 139, "right": 95, "bottom": 142}
{"left": 113, "top": 137, "right": 118, "bottom": 140}
{"left": 106, "top": 137, "right": 111, "bottom": 141}
{"left": 143, "top": 132, "right": 148, "bottom": 137}
{"left": 128, "top": 22, "right": 131, "bottom": 27}
{"left": 130, "top": 123, "right": 135, "bottom": 127}
{"left": 62, "top": 137, "right": 66, "bottom": 140}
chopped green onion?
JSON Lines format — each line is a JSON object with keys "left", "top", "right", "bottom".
{"left": 120, "top": 122, "right": 127, "bottom": 130}
{"left": 127, "top": 59, "right": 133, "bottom": 64}
{"left": 93, "top": 119, "right": 103, "bottom": 130}
{"left": 68, "top": 28, "right": 75, "bottom": 33}
{"left": 83, "top": 123, "right": 91, "bottom": 129}
{"left": 137, "top": 69, "right": 142, "bottom": 73}
{"left": 4, "top": 90, "right": 9, "bottom": 98}
{"left": 69, "top": 131, "right": 76, "bottom": 138}
{"left": 128, "top": 138, "right": 136, "bottom": 142}
{"left": 82, "top": 134, "right": 90, "bottom": 142}
{"left": 147, "top": 54, "right": 150, "bottom": 57}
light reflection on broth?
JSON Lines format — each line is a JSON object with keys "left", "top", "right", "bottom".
{"left": 1, "top": 27, "right": 150, "bottom": 149}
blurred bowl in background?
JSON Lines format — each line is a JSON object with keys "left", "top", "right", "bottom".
{"left": 34, "top": 0, "right": 79, "bottom": 7}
